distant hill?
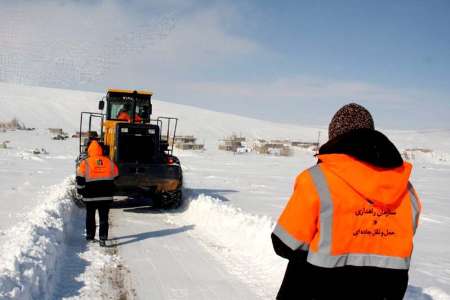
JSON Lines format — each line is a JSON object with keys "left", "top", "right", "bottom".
{"left": 0, "top": 82, "right": 449, "bottom": 158}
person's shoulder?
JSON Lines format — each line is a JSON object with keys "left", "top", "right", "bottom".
{"left": 295, "top": 164, "right": 320, "bottom": 184}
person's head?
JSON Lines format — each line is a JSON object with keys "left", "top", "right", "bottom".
{"left": 88, "top": 131, "right": 98, "bottom": 139}
{"left": 122, "top": 102, "right": 131, "bottom": 111}
{"left": 328, "top": 103, "right": 374, "bottom": 141}
{"left": 87, "top": 140, "right": 103, "bottom": 157}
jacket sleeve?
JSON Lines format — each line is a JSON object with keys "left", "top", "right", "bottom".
{"left": 271, "top": 233, "right": 310, "bottom": 261}
{"left": 409, "top": 183, "right": 422, "bottom": 233}
{"left": 272, "top": 170, "right": 320, "bottom": 259}
{"left": 76, "top": 160, "right": 86, "bottom": 196}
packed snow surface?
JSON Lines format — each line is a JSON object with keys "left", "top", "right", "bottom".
{"left": 0, "top": 82, "right": 449, "bottom": 299}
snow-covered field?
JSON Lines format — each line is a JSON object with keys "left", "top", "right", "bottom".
{"left": 0, "top": 82, "right": 449, "bottom": 299}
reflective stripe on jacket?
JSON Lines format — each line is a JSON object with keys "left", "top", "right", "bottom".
{"left": 82, "top": 196, "right": 114, "bottom": 202}
{"left": 273, "top": 154, "right": 421, "bottom": 270}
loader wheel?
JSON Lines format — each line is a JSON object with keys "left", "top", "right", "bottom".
{"left": 156, "top": 190, "right": 182, "bottom": 209}
{"left": 151, "top": 194, "right": 162, "bottom": 208}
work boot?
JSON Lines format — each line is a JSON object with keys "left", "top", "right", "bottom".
{"left": 99, "top": 240, "right": 106, "bottom": 247}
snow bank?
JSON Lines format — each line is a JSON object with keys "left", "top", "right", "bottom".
{"left": 168, "top": 191, "right": 287, "bottom": 299}
{"left": 169, "top": 191, "right": 450, "bottom": 300}
{"left": 0, "top": 177, "right": 74, "bottom": 300}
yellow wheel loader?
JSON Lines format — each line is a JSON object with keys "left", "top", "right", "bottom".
{"left": 77, "top": 89, "right": 183, "bottom": 208}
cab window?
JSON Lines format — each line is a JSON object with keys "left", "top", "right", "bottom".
{"left": 111, "top": 103, "right": 130, "bottom": 119}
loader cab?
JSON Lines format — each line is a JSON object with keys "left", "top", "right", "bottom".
{"left": 99, "top": 90, "right": 161, "bottom": 163}
{"left": 104, "top": 89, "right": 153, "bottom": 123}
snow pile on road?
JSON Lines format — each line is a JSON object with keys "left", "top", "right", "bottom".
{"left": 0, "top": 178, "right": 74, "bottom": 300}
{"left": 168, "top": 191, "right": 287, "bottom": 299}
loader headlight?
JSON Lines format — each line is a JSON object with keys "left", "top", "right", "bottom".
{"left": 121, "top": 128, "right": 129, "bottom": 133}
{"left": 148, "top": 129, "right": 155, "bottom": 134}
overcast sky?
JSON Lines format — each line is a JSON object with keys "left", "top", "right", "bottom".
{"left": 1, "top": 0, "right": 449, "bottom": 129}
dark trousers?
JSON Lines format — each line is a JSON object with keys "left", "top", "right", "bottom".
{"left": 85, "top": 201, "right": 112, "bottom": 241}
{"left": 277, "top": 260, "right": 408, "bottom": 300}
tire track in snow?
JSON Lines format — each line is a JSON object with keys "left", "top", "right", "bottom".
{"left": 101, "top": 239, "right": 137, "bottom": 300}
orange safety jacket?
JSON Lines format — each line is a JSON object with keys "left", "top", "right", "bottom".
{"left": 76, "top": 141, "right": 119, "bottom": 201}
{"left": 117, "top": 111, "right": 142, "bottom": 123}
{"left": 77, "top": 156, "right": 118, "bottom": 182}
{"left": 273, "top": 154, "right": 421, "bottom": 270}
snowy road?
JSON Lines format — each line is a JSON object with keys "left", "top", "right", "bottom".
{"left": 1, "top": 84, "right": 450, "bottom": 299}
{"left": 110, "top": 200, "right": 259, "bottom": 300}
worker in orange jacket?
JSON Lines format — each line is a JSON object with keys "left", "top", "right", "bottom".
{"left": 117, "top": 102, "right": 142, "bottom": 123}
{"left": 76, "top": 140, "right": 119, "bottom": 247}
{"left": 272, "top": 103, "right": 421, "bottom": 300}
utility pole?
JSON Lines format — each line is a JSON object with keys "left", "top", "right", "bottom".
{"left": 316, "top": 131, "right": 321, "bottom": 155}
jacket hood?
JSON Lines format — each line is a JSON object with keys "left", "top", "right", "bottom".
{"left": 87, "top": 140, "right": 103, "bottom": 157}
{"left": 317, "top": 129, "right": 411, "bottom": 210}
{"left": 318, "top": 154, "right": 412, "bottom": 210}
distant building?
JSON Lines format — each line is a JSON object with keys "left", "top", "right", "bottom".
{"left": 254, "top": 141, "right": 292, "bottom": 156}
{"left": 271, "top": 139, "right": 291, "bottom": 144}
{"left": 48, "top": 128, "right": 64, "bottom": 135}
{"left": 48, "top": 128, "right": 69, "bottom": 140}
{"left": 291, "top": 141, "right": 319, "bottom": 152}
{"left": 173, "top": 135, "right": 205, "bottom": 150}
{"left": 72, "top": 131, "right": 90, "bottom": 138}
{"left": 218, "top": 134, "right": 246, "bottom": 152}
{"left": 0, "top": 118, "right": 27, "bottom": 130}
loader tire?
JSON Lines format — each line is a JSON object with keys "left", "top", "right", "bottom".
{"left": 156, "top": 190, "right": 182, "bottom": 209}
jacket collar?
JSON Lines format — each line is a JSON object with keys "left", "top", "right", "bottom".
{"left": 318, "top": 128, "right": 403, "bottom": 168}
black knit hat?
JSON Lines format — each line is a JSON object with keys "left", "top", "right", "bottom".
{"left": 328, "top": 103, "right": 374, "bottom": 140}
